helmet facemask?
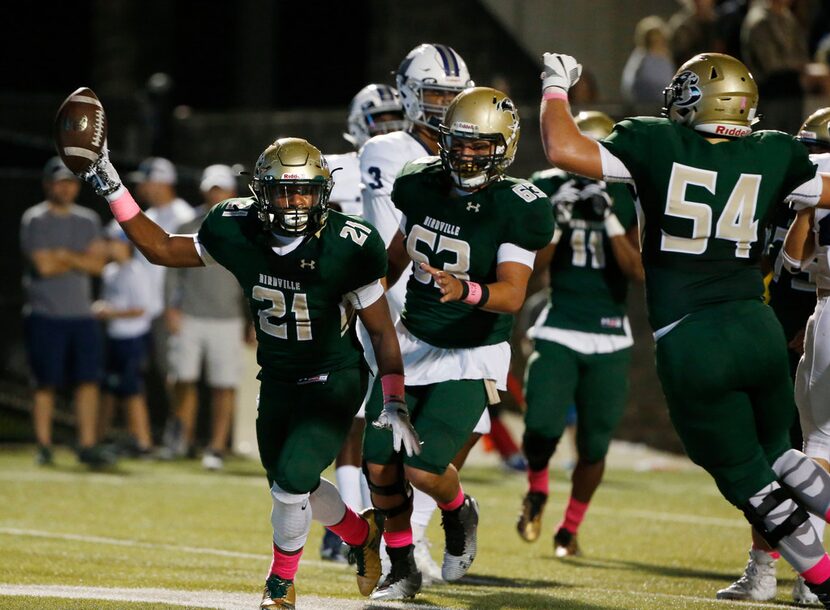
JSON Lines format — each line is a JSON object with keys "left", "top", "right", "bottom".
{"left": 437, "top": 87, "right": 520, "bottom": 191}
{"left": 439, "top": 130, "right": 506, "bottom": 190}
{"left": 344, "top": 84, "right": 407, "bottom": 148}
{"left": 250, "top": 138, "right": 332, "bottom": 236}
{"left": 411, "top": 81, "right": 467, "bottom": 131}
{"left": 257, "top": 179, "right": 330, "bottom": 236}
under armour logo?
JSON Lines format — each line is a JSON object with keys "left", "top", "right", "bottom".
{"left": 466, "top": 202, "right": 480, "bottom": 213}
{"left": 300, "top": 259, "right": 316, "bottom": 270}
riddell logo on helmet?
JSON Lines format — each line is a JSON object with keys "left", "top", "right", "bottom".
{"left": 714, "top": 125, "right": 750, "bottom": 137}
{"left": 281, "top": 173, "right": 302, "bottom": 179}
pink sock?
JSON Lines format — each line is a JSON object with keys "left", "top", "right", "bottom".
{"left": 802, "top": 554, "right": 830, "bottom": 585}
{"left": 527, "top": 468, "right": 549, "bottom": 495}
{"left": 327, "top": 506, "right": 369, "bottom": 546}
{"left": 383, "top": 529, "right": 413, "bottom": 549}
{"left": 268, "top": 543, "right": 303, "bottom": 580}
{"left": 438, "top": 486, "right": 465, "bottom": 512}
{"left": 558, "top": 497, "right": 589, "bottom": 534}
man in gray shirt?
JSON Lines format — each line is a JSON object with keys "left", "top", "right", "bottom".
{"left": 162, "top": 164, "right": 250, "bottom": 469}
{"left": 20, "top": 157, "right": 113, "bottom": 467}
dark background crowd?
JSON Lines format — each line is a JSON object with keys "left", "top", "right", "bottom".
{"left": 2, "top": 0, "right": 829, "bottom": 459}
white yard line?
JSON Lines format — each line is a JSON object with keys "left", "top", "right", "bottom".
{"left": 0, "top": 582, "right": 806, "bottom": 609}
{"left": 0, "top": 584, "right": 448, "bottom": 610}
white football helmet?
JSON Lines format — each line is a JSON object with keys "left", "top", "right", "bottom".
{"left": 396, "top": 43, "right": 474, "bottom": 132}
{"left": 344, "top": 84, "right": 407, "bottom": 149}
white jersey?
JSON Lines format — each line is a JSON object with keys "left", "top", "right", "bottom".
{"left": 360, "top": 130, "right": 433, "bottom": 317}
{"left": 325, "top": 152, "right": 362, "bottom": 217}
{"left": 810, "top": 153, "right": 830, "bottom": 291}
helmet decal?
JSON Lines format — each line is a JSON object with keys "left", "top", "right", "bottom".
{"left": 672, "top": 71, "right": 702, "bottom": 108}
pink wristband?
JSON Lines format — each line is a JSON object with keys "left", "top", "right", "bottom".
{"left": 462, "top": 281, "right": 483, "bottom": 305}
{"left": 109, "top": 189, "right": 141, "bottom": 223}
{"left": 381, "top": 373, "right": 405, "bottom": 404}
{"left": 542, "top": 90, "right": 569, "bottom": 101}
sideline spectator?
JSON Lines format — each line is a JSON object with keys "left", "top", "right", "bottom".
{"left": 20, "top": 157, "right": 112, "bottom": 467}
{"left": 161, "top": 164, "right": 250, "bottom": 469}
{"left": 94, "top": 226, "right": 155, "bottom": 457}
{"left": 668, "top": 0, "right": 724, "bottom": 66}
{"left": 621, "top": 16, "right": 676, "bottom": 109}
{"left": 127, "top": 157, "right": 195, "bottom": 433}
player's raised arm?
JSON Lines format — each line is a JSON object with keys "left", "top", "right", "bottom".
{"left": 82, "top": 152, "right": 204, "bottom": 268}
{"left": 54, "top": 87, "right": 203, "bottom": 268}
{"left": 539, "top": 53, "right": 604, "bottom": 180}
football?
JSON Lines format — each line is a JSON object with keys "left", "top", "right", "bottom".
{"left": 54, "top": 87, "right": 107, "bottom": 174}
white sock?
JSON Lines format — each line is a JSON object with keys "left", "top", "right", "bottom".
{"left": 360, "top": 470, "right": 371, "bottom": 511}
{"left": 411, "top": 487, "right": 437, "bottom": 541}
{"left": 811, "top": 510, "right": 827, "bottom": 544}
{"left": 270, "top": 483, "right": 312, "bottom": 552}
{"left": 309, "top": 477, "right": 347, "bottom": 527}
{"left": 335, "top": 465, "right": 364, "bottom": 512}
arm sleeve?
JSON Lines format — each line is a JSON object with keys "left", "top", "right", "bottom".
{"left": 360, "top": 141, "right": 405, "bottom": 246}
{"left": 497, "top": 243, "right": 536, "bottom": 269}
{"left": 342, "top": 224, "right": 388, "bottom": 294}
{"left": 599, "top": 143, "right": 635, "bottom": 184}
{"left": 344, "top": 279, "right": 384, "bottom": 309}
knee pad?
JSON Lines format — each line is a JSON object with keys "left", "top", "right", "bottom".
{"left": 270, "top": 482, "right": 312, "bottom": 552}
{"left": 362, "top": 461, "right": 413, "bottom": 518}
{"left": 522, "top": 432, "right": 560, "bottom": 472}
{"left": 308, "top": 477, "right": 347, "bottom": 527}
{"left": 742, "top": 483, "right": 809, "bottom": 548}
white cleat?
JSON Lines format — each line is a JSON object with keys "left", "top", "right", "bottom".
{"left": 413, "top": 536, "right": 444, "bottom": 586}
{"left": 716, "top": 548, "right": 777, "bottom": 601}
{"left": 793, "top": 575, "right": 820, "bottom": 605}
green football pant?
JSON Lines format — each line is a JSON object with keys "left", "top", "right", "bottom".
{"left": 363, "top": 377, "right": 487, "bottom": 474}
{"left": 655, "top": 300, "right": 794, "bottom": 507}
{"left": 524, "top": 339, "right": 631, "bottom": 464}
{"left": 256, "top": 366, "right": 368, "bottom": 494}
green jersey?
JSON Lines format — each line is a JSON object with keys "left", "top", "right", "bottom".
{"left": 602, "top": 117, "right": 816, "bottom": 330}
{"left": 392, "top": 157, "right": 554, "bottom": 349}
{"left": 198, "top": 199, "right": 387, "bottom": 381}
{"left": 530, "top": 169, "right": 637, "bottom": 335}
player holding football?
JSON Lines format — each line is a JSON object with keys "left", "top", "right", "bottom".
{"left": 73, "top": 135, "right": 419, "bottom": 610}
{"left": 538, "top": 51, "right": 830, "bottom": 606}
{"left": 362, "top": 86, "right": 554, "bottom": 598}
{"left": 517, "top": 110, "right": 643, "bottom": 557}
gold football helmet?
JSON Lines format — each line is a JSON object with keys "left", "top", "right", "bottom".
{"left": 574, "top": 111, "right": 615, "bottom": 140}
{"left": 251, "top": 138, "right": 332, "bottom": 235}
{"left": 797, "top": 108, "right": 830, "bottom": 151}
{"left": 662, "top": 53, "right": 758, "bottom": 138}
{"left": 438, "top": 86, "right": 520, "bottom": 190}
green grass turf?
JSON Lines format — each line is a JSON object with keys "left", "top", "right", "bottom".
{"left": 0, "top": 446, "right": 808, "bottom": 609}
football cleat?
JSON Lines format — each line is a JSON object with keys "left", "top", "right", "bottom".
{"left": 77, "top": 445, "right": 117, "bottom": 468}
{"left": 517, "top": 491, "right": 548, "bottom": 542}
{"left": 260, "top": 575, "right": 295, "bottom": 609}
{"left": 370, "top": 545, "right": 423, "bottom": 600}
{"left": 793, "top": 575, "right": 820, "bottom": 605}
{"left": 348, "top": 508, "right": 384, "bottom": 596}
{"left": 413, "top": 536, "right": 444, "bottom": 586}
{"left": 553, "top": 527, "right": 580, "bottom": 558}
{"left": 715, "top": 548, "right": 777, "bottom": 601}
{"left": 201, "top": 449, "right": 224, "bottom": 471}
{"left": 35, "top": 445, "right": 54, "bottom": 466}
{"left": 440, "top": 494, "right": 479, "bottom": 581}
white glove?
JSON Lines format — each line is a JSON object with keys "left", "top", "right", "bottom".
{"left": 372, "top": 399, "right": 421, "bottom": 457}
{"left": 81, "top": 144, "right": 122, "bottom": 198}
{"left": 541, "top": 53, "right": 583, "bottom": 96}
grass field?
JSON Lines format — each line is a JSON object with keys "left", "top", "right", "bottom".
{"left": 0, "top": 444, "right": 817, "bottom": 610}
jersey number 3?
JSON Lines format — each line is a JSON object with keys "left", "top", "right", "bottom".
{"left": 662, "top": 163, "right": 760, "bottom": 259}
